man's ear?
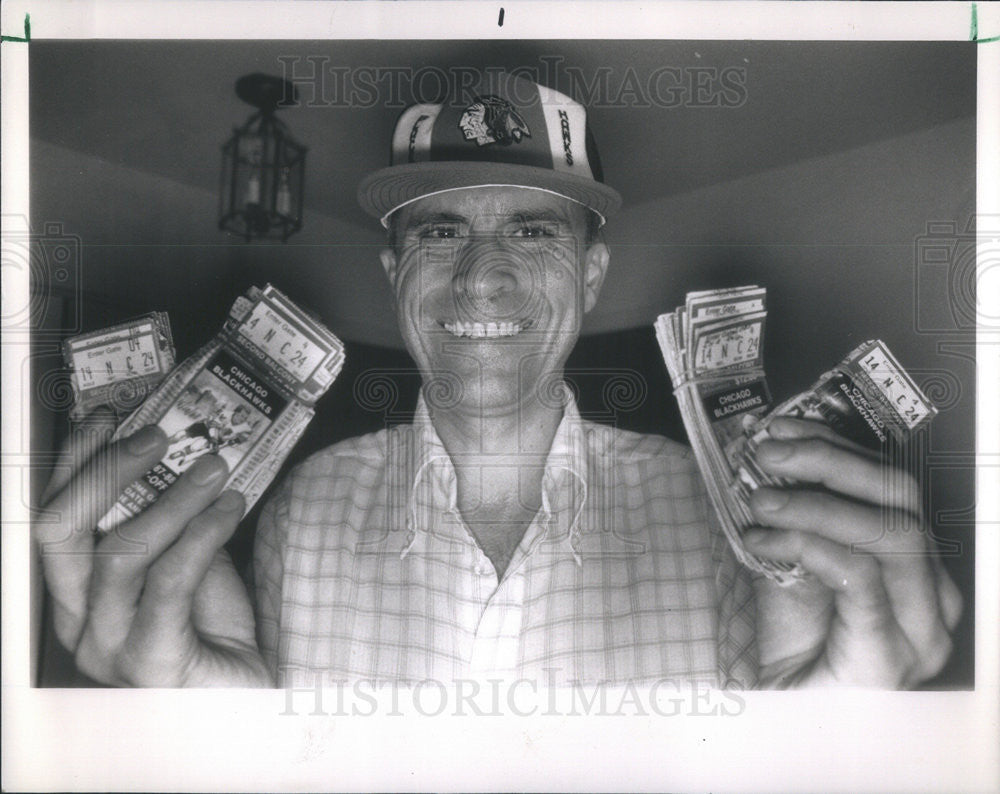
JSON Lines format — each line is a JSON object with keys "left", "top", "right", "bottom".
{"left": 582, "top": 241, "right": 610, "bottom": 314}
{"left": 379, "top": 247, "right": 398, "bottom": 286}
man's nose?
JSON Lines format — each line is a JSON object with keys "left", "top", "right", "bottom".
{"left": 451, "top": 238, "right": 528, "bottom": 307}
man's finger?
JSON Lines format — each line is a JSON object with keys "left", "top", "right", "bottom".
{"left": 141, "top": 490, "right": 244, "bottom": 630}
{"left": 191, "top": 549, "right": 258, "bottom": 645}
{"left": 748, "top": 488, "right": 955, "bottom": 681}
{"left": 96, "top": 454, "right": 230, "bottom": 560}
{"left": 743, "top": 528, "right": 915, "bottom": 687}
{"left": 931, "top": 555, "right": 964, "bottom": 632}
{"left": 765, "top": 416, "right": 881, "bottom": 461}
{"left": 749, "top": 487, "right": 926, "bottom": 555}
{"left": 754, "top": 437, "right": 921, "bottom": 514}
{"left": 37, "top": 425, "right": 168, "bottom": 555}
{"left": 35, "top": 424, "right": 168, "bottom": 652}
{"left": 123, "top": 491, "right": 246, "bottom": 684}
{"left": 75, "top": 455, "right": 231, "bottom": 682}
{"left": 878, "top": 556, "right": 955, "bottom": 681}
{"left": 40, "top": 407, "right": 117, "bottom": 505}
{"left": 87, "top": 455, "right": 230, "bottom": 627}
{"left": 744, "top": 527, "right": 884, "bottom": 604}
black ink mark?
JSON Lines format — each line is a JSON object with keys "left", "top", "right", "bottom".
{"left": 498, "top": 8, "right": 504, "bottom": 26}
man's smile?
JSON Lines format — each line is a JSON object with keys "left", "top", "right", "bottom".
{"left": 440, "top": 319, "right": 535, "bottom": 338}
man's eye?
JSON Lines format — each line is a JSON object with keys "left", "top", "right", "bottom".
{"left": 512, "top": 225, "right": 556, "bottom": 239}
{"left": 421, "top": 225, "right": 462, "bottom": 239}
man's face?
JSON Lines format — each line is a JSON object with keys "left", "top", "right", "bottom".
{"left": 380, "top": 186, "right": 609, "bottom": 415}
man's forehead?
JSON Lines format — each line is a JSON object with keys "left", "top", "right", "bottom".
{"left": 395, "top": 187, "right": 585, "bottom": 226}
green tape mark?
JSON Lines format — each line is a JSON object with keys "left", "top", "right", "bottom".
{"left": 1, "top": 12, "right": 30, "bottom": 43}
{"left": 971, "top": 3, "right": 1000, "bottom": 43}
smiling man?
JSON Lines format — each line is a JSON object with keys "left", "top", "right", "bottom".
{"left": 36, "top": 72, "right": 960, "bottom": 689}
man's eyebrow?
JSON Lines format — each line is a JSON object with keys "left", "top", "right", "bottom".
{"left": 402, "top": 211, "right": 466, "bottom": 230}
{"left": 401, "top": 208, "right": 571, "bottom": 230}
{"left": 508, "top": 209, "right": 568, "bottom": 224}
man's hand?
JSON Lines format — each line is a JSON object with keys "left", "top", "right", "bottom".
{"left": 742, "top": 417, "right": 963, "bottom": 689}
{"left": 34, "top": 409, "right": 273, "bottom": 687}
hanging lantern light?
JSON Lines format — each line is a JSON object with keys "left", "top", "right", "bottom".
{"left": 219, "top": 73, "right": 306, "bottom": 242}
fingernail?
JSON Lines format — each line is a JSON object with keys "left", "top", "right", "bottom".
{"left": 189, "top": 456, "right": 227, "bottom": 486}
{"left": 124, "top": 426, "right": 165, "bottom": 455}
{"left": 215, "top": 490, "right": 244, "bottom": 512}
{"left": 743, "top": 529, "right": 768, "bottom": 547}
{"left": 766, "top": 418, "right": 800, "bottom": 439}
{"left": 757, "top": 440, "right": 794, "bottom": 463}
{"left": 754, "top": 488, "right": 790, "bottom": 512}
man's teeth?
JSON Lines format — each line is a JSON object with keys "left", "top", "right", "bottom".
{"left": 443, "top": 321, "right": 523, "bottom": 338}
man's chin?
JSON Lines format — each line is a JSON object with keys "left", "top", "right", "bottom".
{"left": 419, "top": 365, "right": 566, "bottom": 417}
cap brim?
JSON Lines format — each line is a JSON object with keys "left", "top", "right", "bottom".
{"left": 357, "top": 161, "right": 622, "bottom": 228}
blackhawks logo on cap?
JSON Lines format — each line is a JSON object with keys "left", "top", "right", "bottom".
{"left": 458, "top": 95, "right": 531, "bottom": 146}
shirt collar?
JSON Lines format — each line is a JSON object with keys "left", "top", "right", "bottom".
{"left": 403, "top": 391, "right": 589, "bottom": 563}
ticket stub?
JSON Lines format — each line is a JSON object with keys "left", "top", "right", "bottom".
{"left": 686, "top": 288, "right": 771, "bottom": 455}
{"left": 735, "top": 339, "right": 937, "bottom": 496}
{"left": 686, "top": 286, "right": 767, "bottom": 322}
{"left": 690, "top": 313, "right": 766, "bottom": 374}
{"left": 62, "top": 312, "right": 175, "bottom": 419}
{"left": 98, "top": 285, "right": 344, "bottom": 532}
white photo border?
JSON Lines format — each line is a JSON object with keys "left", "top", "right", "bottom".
{"left": 2, "top": 2, "right": 998, "bottom": 791}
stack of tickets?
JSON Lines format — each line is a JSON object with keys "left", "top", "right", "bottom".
{"left": 654, "top": 286, "right": 792, "bottom": 580}
{"left": 656, "top": 287, "right": 938, "bottom": 584}
{"left": 96, "top": 284, "right": 345, "bottom": 533}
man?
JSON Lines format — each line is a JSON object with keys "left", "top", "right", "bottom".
{"left": 36, "top": 73, "right": 961, "bottom": 689}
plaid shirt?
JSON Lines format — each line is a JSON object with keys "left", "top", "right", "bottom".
{"left": 254, "top": 397, "right": 758, "bottom": 687}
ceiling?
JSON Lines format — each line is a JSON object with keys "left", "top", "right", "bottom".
{"left": 29, "top": 40, "right": 977, "bottom": 346}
